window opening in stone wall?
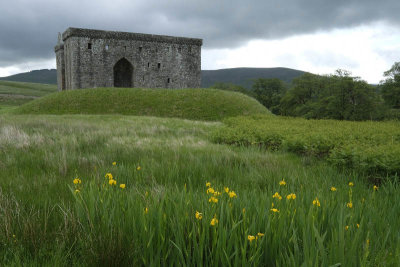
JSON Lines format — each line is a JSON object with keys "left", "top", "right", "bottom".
{"left": 148, "top": 62, "right": 150, "bottom": 67}
{"left": 139, "top": 46, "right": 142, "bottom": 52}
{"left": 143, "top": 76, "right": 145, "bottom": 82}
{"left": 178, "top": 46, "right": 181, "bottom": 52}
{"left": 158, "top": 63, "right": 161, "bottom": 69}
{"left": 167, "top": 78, "right": 170, "bottom": 83}
{"left": 124, "top": 46, "right": 126, "bottom": 51}
{"left": 88, "top": 43, "right": 92, "bottom": 49}
{"left": 189, "top": 46, "right": 191, "bottom": 53}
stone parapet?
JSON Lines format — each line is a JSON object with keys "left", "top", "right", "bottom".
{"left": 62, "top": 27, "right": 202, "bottom": 46}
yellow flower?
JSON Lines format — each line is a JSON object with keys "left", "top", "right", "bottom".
{"left": 313, "top": 197, "right": 321, "bottom": 207}
{"left": 279, "top": 179, "right": 286, "bottom": 186}
{"left": 73, "top": 178, "right": 81, "bottom": 184}
{"left": 207, "top": 187, "right": 215, "bottom": 194}
{"left": 349, "top": 182, "right": 354, "bottom": 187}
{"left": 345, "top": 225, "right": 349, "bottom": 231}
{"left": 373, "top": 185, "right": 378, "bottom": 191}
{"left": 346, "top": 202, "right": 353, "bottom": 208}
{"left": 286, "top": 193, "right": 296, "bottom": 200}
{"left": 108, "top": 179, "right": 117, "bottom": 185}
{"left": 213, "top": 191, "right": 222, "bottom": 197}
{"left": 112, "top": 162, "right": 116, "bottom": 166}
{"left": 272, "top": 192, "right": 282, "bottom": 200}
{"left": 120, "top": 184, "right": 126, "bottom": 189}
{"left": 195, "top": 211, "right": 203, "bottom": 220}
{"left": 74, "top": 189, "right": 80, "bottom": 194}
{"left": 144, "top": 207, "right": 149, "bottom": 214}
{"left": 224, "top": 187, "right": 229, "bottom": 193}
{"left": 242, "top": 208, "right": 246, "bottom": 214}
{"left": 257, "top": 232, "right": 264, "bottom": 237}
{"left": 228, "top": 191, "right": 237, "bottom": 198}
{"left": 208, "top": 196, "right": 218, "bottom": 203}
{"left": 248, "top": 235, "right": 256, "bottom": 242}
{"left": 105, "top": 173, "right": 113, "bottom": 180}
{"left": 270, "top": 208, "right": 279, "bottom": 213}
{"left": 137, "top": 166, "right": 141, "bottom": 171}
{"left": 356, "top": 223, "right": 360, "bottom": 228}
{"left": 206, "top": 182, "right": 211, "bottom": 187}
{"left": 330, "top": 187, "right": 337, "bottom": 192}
{"left": 210, "top": 217, "right": 218, "bottom": 226}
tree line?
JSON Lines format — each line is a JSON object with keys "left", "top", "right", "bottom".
{"left": 211, "top": 62, "right": 400, "bottom": 121}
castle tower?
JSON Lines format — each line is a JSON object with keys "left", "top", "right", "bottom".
{"left": 54, "top": 33, "right": 66, "bottom": 91}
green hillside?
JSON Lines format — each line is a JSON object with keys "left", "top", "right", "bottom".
{"left": 13, "top": 87, "right": 270, "bottom": 120}
{"left": 0, "top": 67, "right": 307, "bottom": 88}
{"left": 0, "top": 69, "right": 57, "bottom": 84}
{"left": 0, "top": 80, "right": 57, "bottom": 113}
{"left": 202, "top": 67, "right": 307, "bottom": 88}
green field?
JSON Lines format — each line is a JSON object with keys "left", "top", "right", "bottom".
{"left": 0, "top": 82, "right": 400, "bottom": 266}
{"left": 0, "top": 81, "right": 57, "bottom": 113}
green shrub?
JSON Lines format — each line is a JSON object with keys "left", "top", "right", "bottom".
{"left": 213, "top": 115, "right": 400, "bottom": 178}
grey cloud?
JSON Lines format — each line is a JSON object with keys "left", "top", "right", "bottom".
{"left": 0, "top": 0, "right": 399, "bottom": 67}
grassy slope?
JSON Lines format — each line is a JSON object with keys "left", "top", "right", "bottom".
{"left": 0, "top": 81, "right": 57, "bottom": 113}
{"left": 0, "top": 69, "right": 58, "bottom": 84}
{"left": 0, "top": 114, "right": 399, "bottom": 266}
{"left": 13, "top": 87, "right": 270, "bottom": 120}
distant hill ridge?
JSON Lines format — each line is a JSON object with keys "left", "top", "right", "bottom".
{"left": 0, "top": 69, "right": 57, "bottom": 85}
{"left": 0, "top": 67, "right": 307, "bottom": 88}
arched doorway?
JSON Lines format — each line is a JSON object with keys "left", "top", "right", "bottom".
{"left": 113, "top": 58, "right": 133, "bottom": 87}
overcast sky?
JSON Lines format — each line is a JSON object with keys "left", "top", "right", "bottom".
{"left": 1, "top": 0, "right": 399, "bottom": 83}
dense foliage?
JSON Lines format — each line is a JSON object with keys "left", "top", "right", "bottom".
{"left": 212, "top": 62, "right": 400, "bottom": 121}
{"left": 280, "top": 70, "right": 383, "bottom": 120}
{"left": 213, "top": 115, "right": 400, "bottom": 179}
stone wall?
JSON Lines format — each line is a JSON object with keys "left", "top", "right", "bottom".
{"left": 56, "top": 28, "right": 202, "bottom": 90}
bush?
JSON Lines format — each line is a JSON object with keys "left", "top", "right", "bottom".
{"left": 213, "top": 115, "right": 400, "bottom": 179}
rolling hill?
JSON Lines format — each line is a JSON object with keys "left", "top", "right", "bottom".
{"left": 0, "top": 69, "right": 57, "bottom": 84}
{"left": 202, "top": 67, "right": 307, "bottom": 88}
{"left": 0, "top": 67, "right": 307, "bottom": 88}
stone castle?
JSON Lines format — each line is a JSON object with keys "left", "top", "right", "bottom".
{"left": 55, "top": 27, "right": 202, "bottom": 90}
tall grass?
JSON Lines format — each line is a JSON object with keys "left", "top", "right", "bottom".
{"left": 0, "top": 114, "right": 399, "bottom": 265}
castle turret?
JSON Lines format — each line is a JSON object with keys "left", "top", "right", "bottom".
{"left": 55, "top": 33, "right": 65, "bottom": 91}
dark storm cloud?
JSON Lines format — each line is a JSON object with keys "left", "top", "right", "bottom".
{"left": 0, "top": 0, "right": 399, "bottom": 67}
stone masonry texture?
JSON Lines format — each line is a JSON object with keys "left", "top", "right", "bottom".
{"left": 55, "top": 27, "right": 202, "bottom": 90}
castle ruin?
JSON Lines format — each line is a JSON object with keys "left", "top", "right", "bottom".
{"left": 55, "top": 27, "right": 202, "bottom": 90}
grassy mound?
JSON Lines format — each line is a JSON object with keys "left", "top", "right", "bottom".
{"left": 12, "top": 87, "right": 270, "bottom": 120}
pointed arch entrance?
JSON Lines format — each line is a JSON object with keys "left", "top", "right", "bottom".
{"left": 113, "top": 58, "right": 133, "bottom": 87}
